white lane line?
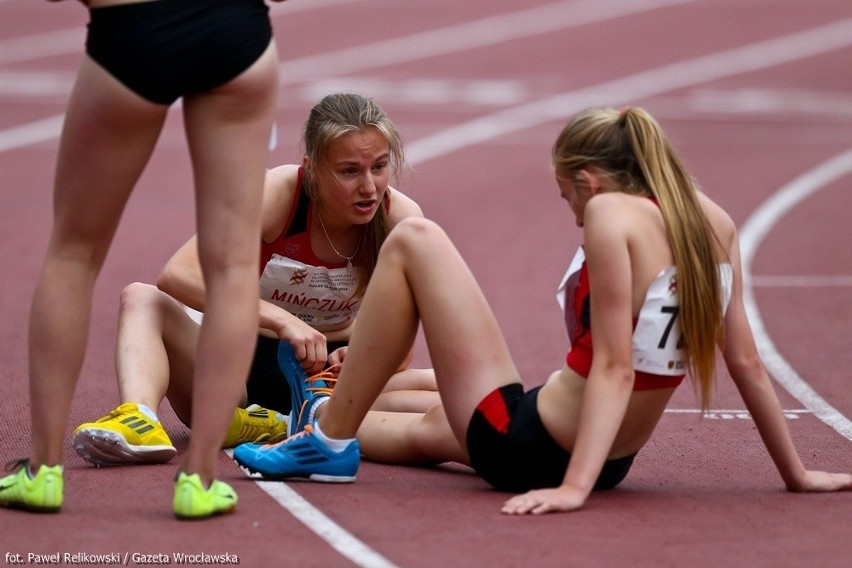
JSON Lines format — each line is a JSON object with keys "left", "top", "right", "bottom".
{"left": 0, "top": 0, "right": 696, "bottom": 150}
{"left": 750, "top": 275, "right": 852, "bottom": 287}
{"left": 0, "top": 0, "right": 693, "bottom": 70}
{"left": 687, "top": 87, "right": 852, "bottom": 117}
{"left": 0, "top": 114, "right": 64, "bottom": 153}
{"left": 0, "top": 0, "right": 361, "bottom": 66}
{"left": 254, "top": 481, "right": 399, "bottom": 568}
{"left": 221, "top": 448, "right": 399, "bottom": 568}
{"left": 739, "top": 148, "right": 852, "bottom": 441}
{"left": 276, "top": 0, "right": 696, "bottom": 83}
{"left": 665, "top": 408, "right": 811, "bottom": 420}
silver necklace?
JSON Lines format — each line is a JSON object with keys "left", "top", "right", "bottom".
{"left": 317, "top": 213, "right": 360, "bottom": 272}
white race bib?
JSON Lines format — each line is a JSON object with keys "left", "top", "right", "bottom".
{"left": 633, "top": 264, "right": 733, "bottom": 375}
{"left": 259, "top": 254, "right": 360, "bottom": 327}
{"left": 632, "top": 267, "right": 686, "bottom": 375}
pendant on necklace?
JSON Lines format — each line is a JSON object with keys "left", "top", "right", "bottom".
{"left": 317, "top": 212, "right": 359, "bottom": 273}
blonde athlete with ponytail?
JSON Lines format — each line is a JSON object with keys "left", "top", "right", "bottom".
{"left": 234, "top": 107, "right": 852, "bottom": 513}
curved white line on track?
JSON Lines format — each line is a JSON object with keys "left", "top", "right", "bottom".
{"left": 738, "top": 149, "right": 852, "bottom": 441}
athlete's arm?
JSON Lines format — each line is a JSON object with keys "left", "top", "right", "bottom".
{"left": 502, "top": 195, "right": 635, "bottom": 515}
{"left": 720, "top": 228, "right": 851, "bottom": 492}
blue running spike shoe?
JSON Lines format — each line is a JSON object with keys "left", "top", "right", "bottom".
{"left": 233, "top": 424, "right": 359, "bottom": 483}
{"left": 278, "top": 341, "right": 336, "bottom": 436}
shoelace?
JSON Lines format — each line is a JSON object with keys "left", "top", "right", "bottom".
{"left": 306, "top": 370, "right": 337, "bottom": 396}
{"left": 295, "top": 370, "right": 337, "bottom": 427}
{"left": 263, "top": 424, "right": 314, "bottom": 450}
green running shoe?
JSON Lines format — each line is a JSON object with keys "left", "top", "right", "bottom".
{"left": 0, "top": 460, "right": 63, "bottom": 512}
{"left": 173, "top": 472, "right": 237, "bottom": 520}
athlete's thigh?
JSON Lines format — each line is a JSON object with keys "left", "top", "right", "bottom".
{"left": 384, "top": 368, "right": 438, "bottom": 392}
{"left": 390, "top": 221, "right": 521, "bottom": 434}
{"left": 181, "top": 42, "right": 279, "bottom": 266}
{"left": 52, "top": 56, "right": 168, "bottom": 253}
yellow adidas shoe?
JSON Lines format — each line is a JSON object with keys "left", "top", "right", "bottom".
{"left": 0, "top": 460, "right": 63, "bottom": 512}
{"left": 222, "top": 404, "right": 288, "bottom": 449}
{"left": 73, "top": 403, "right": 177, "bottom": 466}
{"left": 173, "top": 472, "right": 237, "bottom": 519}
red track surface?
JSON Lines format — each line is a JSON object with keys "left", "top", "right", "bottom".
{"left": 1, "top": 1, "right": 850, "bottom": 566}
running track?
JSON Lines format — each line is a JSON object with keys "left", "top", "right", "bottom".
{"left": 0, "top": 1, "right": 850, "bottom": 567}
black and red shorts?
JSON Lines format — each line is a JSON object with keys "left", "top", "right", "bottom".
{"left": 466, "top": 383, "right": 635, "bottom": 492}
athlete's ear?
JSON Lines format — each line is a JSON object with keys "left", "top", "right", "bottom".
{"left": 302, "top": 155, "right": 311, "bottom": 170}
{"left": 577, "top": 168, "right": 602, "bottom": 195}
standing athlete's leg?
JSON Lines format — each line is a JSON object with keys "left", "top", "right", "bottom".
{"left": 177, "top": 41, "right": 279, "bottom": 484}
{"left": 28, "top": 56, "right": 168, "bottom": 470}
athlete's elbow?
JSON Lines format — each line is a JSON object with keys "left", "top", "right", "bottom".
{"left": 722, "top": 347, "right": 764, "bottom": 381}
{"left": 590, "top": 359, "right": 635, "bottom": 389}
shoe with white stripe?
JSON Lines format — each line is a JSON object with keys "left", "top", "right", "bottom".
{"left": 73, "top": 403, "right": 177, "bottom": 466}
{"left": 233, "top": 423, "right": 359, "bottom": 483}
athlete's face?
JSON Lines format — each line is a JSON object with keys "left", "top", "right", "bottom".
{"left": 314, "top": 127, "right": 391, "bottom": 225}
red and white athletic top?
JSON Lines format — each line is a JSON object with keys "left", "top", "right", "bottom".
{"left": 258, "top": 168, "right": 363, "bottom": 328}
{"left": 258, "top": 167, "right": 394, "bottom": 329}
{"left": 556, "top": 246, "right": 733, "bottom": 390}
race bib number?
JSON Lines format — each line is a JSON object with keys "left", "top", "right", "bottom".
{"left": 633, "top": 264, "right": 733, "bottom": 375}
{"left": 633, "top": 267, "right": 686, "bottom": 375}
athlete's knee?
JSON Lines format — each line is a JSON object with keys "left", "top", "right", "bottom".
{"left": 408, "top": 404, "right": 461, "bottom": 461}
{"left": 385, "top": 217, "right": 450, "bottom": 258}
{"left": 118, "top": 282, "right": 162, "bottom": 314}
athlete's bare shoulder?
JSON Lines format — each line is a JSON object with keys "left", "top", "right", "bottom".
{"left": 696, "top": 190, "right": 737, "bottom": 250}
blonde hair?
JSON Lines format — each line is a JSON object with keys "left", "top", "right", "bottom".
{"left": 552, "top": 107, "right": 724, "bottom": 409}
{"left": 301, "top": 93, "right": 406, "bottom": 296}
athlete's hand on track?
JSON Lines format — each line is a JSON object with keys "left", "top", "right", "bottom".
{"left": 501, "top": 486, "right": 587, "bottom": 515}
{"left": 788, "top": 470, "right": 852, "bottom": 493}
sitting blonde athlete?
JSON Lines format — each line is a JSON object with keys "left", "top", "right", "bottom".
{"left": 72, "top": 93, "right": 437, "bottom": 466}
